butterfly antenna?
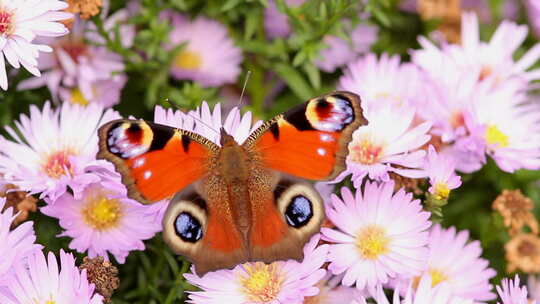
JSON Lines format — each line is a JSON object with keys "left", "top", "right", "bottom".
{"left": 162, "top": 98, "right": 220, "bottom": 137}
{"left": 231, "top": 70, "right": 252, "bottom": 125}
{"left": 238, "top": 70, "right": 251, "bottom": 109}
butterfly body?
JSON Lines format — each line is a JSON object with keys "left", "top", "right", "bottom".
{"left": 97, "top": 91, "right": 366, "bottom": 275}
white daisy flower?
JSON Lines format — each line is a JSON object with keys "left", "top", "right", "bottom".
{"left": 338, "top": 104, "right": 431, "bottom": 186}
{"left": 0, "top": 102, "right": 120, "bottom": 202}
{"left": 322, "top": 182, "right": 431, "bottom": 290}
{"left": 0, "top": 0, "right": 71, "bottom": 90}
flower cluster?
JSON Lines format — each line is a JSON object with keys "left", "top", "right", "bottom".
{"left": 18, "top": 16, "right": 129, "bottom": 107}
{"left": 339, "top": 12, "right": 540, "bottom": 186}
{"left": 0, "top": 197, "right": 103, "bottom": 302}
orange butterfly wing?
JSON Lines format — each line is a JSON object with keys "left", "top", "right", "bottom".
{"left": 244, "top": 91, "right": 367, "bottom": 181}
{"left": 243, "top": 91, "right": 366, "bottom": 260}
{"left": 97, "top": 120, "right": 218, "bottom": 203}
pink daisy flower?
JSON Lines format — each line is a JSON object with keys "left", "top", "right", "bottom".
{"left": 0, "top": 197, "right": 42, "bottom": 284}
{"left": 338, "top": 104, "right": 431, "bottom": 185}
{"left": 86, "top": 6, "right": 137, "bottom": 49}
{"left": 154, "top": 101, "right": 261, "bottom": 146}
{"left": 468, "top": 79, "right": 540, "bottom": 172}
{"left": 526, "top": 0, "right": 540, "bottom": 38}
{"left": 0, "top": 102, "right": 120, "bottom": 202}
{"left": 413, "top": 12, "right": 540, "bottom": 89}
{"left": 408, "top": 56, "right": 488, "bottom": 173}
{"left": 0, "top": 250, "right": 103, "bottom": 304}
{"left": 315, "top": 35, "right": 356, "bottom": 73}
{"left": 412, "top": 54, "right": 478, "bottom": 143}
{"left": 339, "top": 53, "right": 427, "bottom": 116}
{"left": 351, "top": 23, "right": 379, "bottom": 53}
{"left": 56, "top": 74, "right": 127, "bottom": 107}
{"left": 423, "top": 146, "right": 462, "bottom": 201}
{"left": 528, "top": 275, "right": 540, "bottom": 302}
{"left": 372, "top": 274, "right": 474, "bottom": 304}
{"left": 410, "top": 225, "right": 496, "bottom": 302}
{"left": 305, "top": 274, "right": 365, "bottom": 304}
{"left": 41, "top": 178, "right": 162, "bottom": 263}
{"left": 441, "top": 134, "right": 487, "bottom": 174}
{"left": 315, "top": 23, "right": 378, "bottom": 73}
{"left": 263, "top": 0, "right": 306, "bottom": 39}
{"left": 497, "top": 275, "right": 534, "bottom": 304}
{"left": 184, "top": 235, "right": 328, "bottom": 304}
{"left": 165, "top": 13, "right": 242, "bottom": 87}
{"left": 321, "top": 182, "right": 431, "bottom": 290}
{"left": 18, "top": 19, "right": 127, "bottom": 107}
{"left": 0, "top": 0, "right": 71, "bottom": 90}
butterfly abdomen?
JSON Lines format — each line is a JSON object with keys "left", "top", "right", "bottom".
{"left": 216, "top": 136, "right": 255, "bottom": 241}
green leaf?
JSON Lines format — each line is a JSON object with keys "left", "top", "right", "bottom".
{"left": 292, "top": 50, "right": 307, "bottom": 66}
{"left": 272, "top": 62, "right": 313, "bottom": 100}
{"left": 221, "top": 0, "right": 242, "bottom": 12}
{"left": 244, "top": 10, "right": 261, "bottom": 41}
{"left": 303, "top": 62, "right": 321, "bottom": 89}
{"left": 372, "top": 8, "right": 391, "bottom": 28}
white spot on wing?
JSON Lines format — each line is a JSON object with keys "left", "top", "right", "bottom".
{"left": 134, "top": 158, "right": 145, "bottom": 168}
{"left": 317, "top": 148, "right": 327, "bottom": 156}
{"left": 320, "top": 134, "right": 334, "bottom": 142}
{"left": 143, "top": 170, "right": 152, "bottom": 180}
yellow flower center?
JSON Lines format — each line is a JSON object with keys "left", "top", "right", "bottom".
{"left": 45, "top": 301, "right": 56, "bottom": 304}
{"left": 42, "top": 150, "right": 75, "bottom": 179}
{"left": 239, "top": 262, "right": 284, "bottom": 302}
{"left": 412, "top": 268, "right": 448, "bottom": 289}
{"left": 434, "top": 183, "right": 450, "bottom": 200}
{"left": 485, "top": 125, "right": 509, "bottom": 148}
{"left": 174, "top": 50, "right": 202, "bottom": 70}
{"left": 356, "top": 225, "right": 389, "bottom": 259}
{"left": 349, "top": 139, "right": 383, "bottom": 165}
{"left": 82, "top": 194, "right": 123, "bottom": 230}
{"left": 0, "top": 10, "right": 14, "bottom": 35}
{"left": 70, "top": 88, "right": 90, "bottom": 105}
{"left": 429, "top": 268, "right": 448, "bottom": 286}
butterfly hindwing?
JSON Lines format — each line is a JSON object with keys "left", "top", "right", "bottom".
{"left": 97, "top": 119, "right": 219, "bottom": 203}
{"left": 244, "top": 91, "right": 366, "bottom": 181}
{"left": 162, "top": 185, "right": 249, "bottom": 275}
{"left": 248, "top": 178, "right": 325, "bottom": 265}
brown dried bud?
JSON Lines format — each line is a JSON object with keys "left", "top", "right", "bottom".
{"left": 388, "top": 172, "right": 423, "bottom": 195}
{"left": 79, "top": 256, "right": 120, "bottom": 303}
{"left": 418, "top": 0, "right": 462, "bottom": 44}
{"left": 66, "top": 0, "right": 103, "bottom": 19}
{"left": 0, "top": 184, "right": 38, "bottom": 226}
{"left": 493, "top": 189, "right": 538, "bottom": 236}
{"left": 505, "top": 233, "right": 540, "bottom": 273}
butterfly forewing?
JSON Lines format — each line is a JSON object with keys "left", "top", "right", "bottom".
{"left": 244, "top": 91, "right": 366, "bottom": 181}
{"left": 97, "top": 119, "right": 219, "bottom": 204}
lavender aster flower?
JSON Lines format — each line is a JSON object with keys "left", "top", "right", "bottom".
{"left": 0, "top": 250, "right": 103, "bottom": 304}
{"left": 0, "top": 0, "right": 71, "bottom": 90}
{"left": 263, "top": 0, "right": 306, "bottom": 39}
{"left": 0, "top": 197, "right": 42, "bottom": 284}
{"left": 184, "top": 235, "right": 328, "bottom": 304}
{"left": 166, "top": 13, "right": 242, "bottom": 87}
{"left": 0, "top": 102, "right": 120, "bottom": 202}
{"left": 322, "top": 182, "right": 431, "bottom": 290}
{"left": 497, "top": 275, "right": 534, "bottom": 304}
{"left": 41, "top": 179, "right": 162, "bottom": 263}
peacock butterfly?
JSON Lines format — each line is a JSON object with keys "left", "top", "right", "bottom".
{"left": 97, "top": 91, "right": 366, "bottom": 275}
